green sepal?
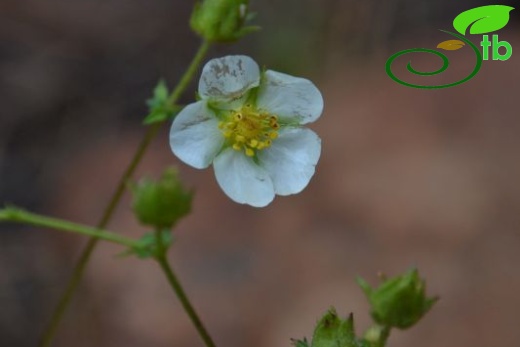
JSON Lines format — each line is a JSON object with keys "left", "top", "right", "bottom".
{"left": 119, "top": 230, "right": 174, "bottom": 259}
{"left": 357, "top": 268, "right": 438, "bottom": 329}
{"left": 234, "top": 25, "right": 261, "bottom": 40}
{"left": 311, "top": 308, "right": 361, "bottom": 347}
{"left": 291, "top": 338, "right": 310, "bottom": 347}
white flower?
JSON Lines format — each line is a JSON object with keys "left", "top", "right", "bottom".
{"left": 170, "top": 55, "right": 323, "bottom": 207}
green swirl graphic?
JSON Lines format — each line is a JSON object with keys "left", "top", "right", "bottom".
{"left": 385, "top": 30, "right": 483, "bottom": 89}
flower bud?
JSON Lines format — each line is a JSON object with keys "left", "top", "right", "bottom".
{"left": 290, "top": 338, "right": 309, "bottom": 347}
{"left": 131, "top": 168, "right": 192, "bottom": 229}
{"left": 311, "top": 309, "right": 360, "bottom": 347}
{"left": 357, "top": 269, "right": 438, "bottom": 329}
{"left": 190, "top": 0, "right": 259, "bottom": 42}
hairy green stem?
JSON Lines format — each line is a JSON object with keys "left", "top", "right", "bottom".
{"left": 0, "top": 208, "right": 139, "bottom": 248}
{"left": 156, "top": 255, "right": 217, "bottom": 347}
{"left": 38, "top": 39, "right": 211, "bottom": 347}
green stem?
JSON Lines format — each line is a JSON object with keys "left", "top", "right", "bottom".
{"left": 167, "top": 40, "right": 211, "bottom": 107}
{"left": 0, "top": 208, "right": 139, "bottom": 248}
{"left": 156, "top": 255, "right": 217, "bottom": 347}
{"left": 154, "top": 229, "right": 166, "bottom": 257}
{"left": 38, "top": 39, "right": 211, "bottom": 347}
{"left": 363, "top": 324, "right": 391, "bottom": 347}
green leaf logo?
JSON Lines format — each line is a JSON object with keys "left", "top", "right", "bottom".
{"left": 453, "top": 5, "right": 514, "bottom": 35}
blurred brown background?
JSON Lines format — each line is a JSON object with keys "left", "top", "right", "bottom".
{"left": 1, "top": 0, "right": 519, "bottom": 346}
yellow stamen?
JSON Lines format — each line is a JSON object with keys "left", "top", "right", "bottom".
{"left": 219, "top": 106, "right": 280, "bottom": 157}
{"left": 223, "top": 130, "right": 233, "bottom": 138}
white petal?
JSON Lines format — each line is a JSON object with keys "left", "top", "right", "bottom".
{"left": 257, "top": 128, "right": 321, "bottom": 196}
{"left": 199, "top": 55, "right": 260, "bottom": 101}
{"left": 170, "top": 101, "right": 224, "bottom": 169}
{"left": 256, "top": 70, "right": 323, "bottom": 125}
{"left": 213, "top": 148, "right": 275, "bottom": 207}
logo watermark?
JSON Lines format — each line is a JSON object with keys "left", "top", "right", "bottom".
{"left": 386, "top": 5, "right": 514, "bottom": 89}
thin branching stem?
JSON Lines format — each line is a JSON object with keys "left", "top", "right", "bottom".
{"left": 38, "top": 39, "right": 211, "bottom": 347}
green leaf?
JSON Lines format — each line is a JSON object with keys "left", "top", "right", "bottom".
{"left": 143, "top": 80, "right": 183, "bottom": 125}
{"left": 146, "top": 79, "right": 168, "bottom": 108}
{"left": 143, "top": 110, "right": 164, "bottom": 125}
{"left": 453, "top": 5, "right": 514, "bottom": 35}
{"left": 143, "top": 105, "right": 183, "bottom": 125}
{"left": 153, "top": 79, "right": 168, "bottom": 102}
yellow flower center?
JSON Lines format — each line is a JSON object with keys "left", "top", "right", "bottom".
{"left": 218, "top": 104, "right": 279, "bottom": 157}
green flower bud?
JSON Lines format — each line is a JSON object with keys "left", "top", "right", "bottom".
{"left": 291, "top": 338, "right": 310, "bottom": 347}
{"left": 190, "top": 0, "right": 259, "bottom": 42}
{"left": 131, "top": 168, "right": 192, "bottom": 229}
{"left": 311, "top": 308, "right": 361, "bottom": 347}
{"left": 357, "top": 269, "right": 438, "bottom": 329}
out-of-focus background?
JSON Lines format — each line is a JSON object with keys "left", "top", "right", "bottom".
{"left": 1, "top": 0, "right": 519, "bottom": 346}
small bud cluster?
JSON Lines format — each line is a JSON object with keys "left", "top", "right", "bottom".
{"left": 190, "top": 0, "right": 259, "bottom": 42}
{"left": 293, "top": 269, "right": 437, "bottom": 347}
